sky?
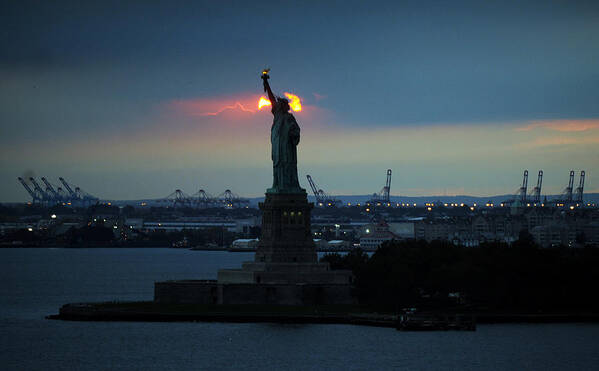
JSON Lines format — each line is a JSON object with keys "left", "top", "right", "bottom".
{"left": 1, "top": 0, "right": 598, "bottom": 202}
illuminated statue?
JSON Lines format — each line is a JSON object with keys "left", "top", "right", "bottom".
{"left": 261, "top": 70, "right": 302, "bottom": 193}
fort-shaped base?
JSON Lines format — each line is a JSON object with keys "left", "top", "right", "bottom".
{"left": 154, "top": 190, "right": 354, "bottom": 305}
{"left": 217, "top": 262, "right": 351, "bottom": 285}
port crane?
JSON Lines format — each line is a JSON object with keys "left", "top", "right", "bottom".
{"left": 59, "top": 177, "right": 78, "bottom": 200}
{"left": 18, "top": 177, "right": 41, "bottom": 204}
{"left": 501, "top": 170, "right": 530, "bottom": 206}
{"left": 575, "top": 171, "right": 585, "bottom": 203}
{"left": 29, "top": 177, "right": 51, "bottom": 205}
{"left": 368, "top": 169, "right": 392, "bottom": 206}
{"left": 306, "top": 175, "right": 339, "bottom": 207}
{"left": 529, "top": 170, "right": 543, "bottom": 204}
{"left": 561, "top": 170, "right": 576, "bottom": 203}
{"left": 217, "top": 189, "right": 249, "bottom": 208}
{"left": 518, "top": 170, "right": 528, "bottom": 204}
{"left": 41, "top": 177, "right": 62, "bottom": 203}
{"left": 164, "top": 189, "right": 193, "bottom": 208}
{"left": 191, "top": 189, "right": 215, "bottom": 208}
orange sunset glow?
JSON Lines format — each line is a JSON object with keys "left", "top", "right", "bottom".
{"left": 258, "top": 93, "right": 302, "bottom": 112}
{"left": 258, "top": 97, "right": 271, "bottom": 110}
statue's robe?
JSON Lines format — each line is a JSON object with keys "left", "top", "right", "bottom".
{"left": 269, "top": 102, "right": 301, "bottom": 193}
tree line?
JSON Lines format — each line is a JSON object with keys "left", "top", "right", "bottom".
{"left": 321, "top": 235, "right": 599, "bottom": 313}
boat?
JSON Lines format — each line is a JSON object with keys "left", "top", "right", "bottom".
{"left": 396, "top": 313, "right": 476, "bottom": 331}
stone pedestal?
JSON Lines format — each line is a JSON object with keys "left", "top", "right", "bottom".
{"left": 255, "top": 191, "right": 316, "bottom": 263}
{"left": 217, "top": 191, "right": 353, "bottom": 287}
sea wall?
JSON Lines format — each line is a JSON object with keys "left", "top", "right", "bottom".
{"left": 154, "top": 280, "right": 354, "bottom": 305}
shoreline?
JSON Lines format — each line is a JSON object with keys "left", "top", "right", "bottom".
{"left": 46, "top": 302, "right": 599, "bottom": 326}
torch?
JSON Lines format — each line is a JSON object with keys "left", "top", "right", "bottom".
{"left": 261, "top": 68, "right": 270, "bottom": 92}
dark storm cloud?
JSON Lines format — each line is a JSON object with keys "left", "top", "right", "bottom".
{"left": 1, "top": 0, "right": 599, "bottom": 201}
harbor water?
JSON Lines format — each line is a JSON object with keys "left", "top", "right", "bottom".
{"left": 2, "top": 248, "right": 599, "bottom": 370}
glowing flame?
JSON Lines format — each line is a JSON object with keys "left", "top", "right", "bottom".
{"left": 258, "top": 97, "right": 271, "bottom": 110}
{"left": 284, "top": 93, "right": 302, "bottom": 112}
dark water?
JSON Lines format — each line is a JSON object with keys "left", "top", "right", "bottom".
{"left": 1, "top": 248, "right": 599, "bottom": 370}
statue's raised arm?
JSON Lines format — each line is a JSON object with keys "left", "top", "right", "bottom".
{"left": 261, "top": 70, "right": 276, "bottom": 110}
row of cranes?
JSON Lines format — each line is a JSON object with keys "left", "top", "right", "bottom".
{"left": 560, "top": 170, "right": 585, "bottom": 205}
{"left": 160, "top": 189, "right": 249, "bottom": 209}
{"left": 17, "top": 177, "right": 99, "bottom": 207}
{"left": 307, "top": 169, "right": 392, "bottom": 208}
{"left": 503, "top": 170, "right": 586, "bottom": 207}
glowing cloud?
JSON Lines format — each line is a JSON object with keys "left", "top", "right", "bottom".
{"left": 284, "top": 93, "right": 302, "bottom": 112}
{"left": 258, "top": 93, "right": 302, "bottom": 112}
{"left": 258, "top": 97, "right": 271, "bottom": 110}
{"left": 515, "top": 119, "right": 599, "bottom": 132}
{"left": 170, "top": 93, "right": 305, "bottom": 117}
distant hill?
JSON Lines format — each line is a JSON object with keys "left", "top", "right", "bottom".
{"left": 54, "top": 193, "right": 599, "bottom": 208}
{"left": 249, "top": 193, "right": 599, "bottom": 207}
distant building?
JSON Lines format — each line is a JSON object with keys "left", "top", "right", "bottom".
{"left": 230, "top": 238, "right": 258, "bottom": 250}
{"left": 360, "top": 220, "right": 399, "bottom": 249}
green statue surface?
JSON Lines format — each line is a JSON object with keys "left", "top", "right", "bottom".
{"left": 261, "top": 71, "right": 303, "bottom": 194}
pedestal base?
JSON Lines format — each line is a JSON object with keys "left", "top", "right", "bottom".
{"left": 217, "top": 261, "right": 352, "bottom": 285}
{"left": 254, "top": 192, "right": 316, "bottom": 264}
{"left": 154, "top": 190, "right": 355, "bottom": 306}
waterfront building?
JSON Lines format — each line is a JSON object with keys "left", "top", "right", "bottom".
{"left": 360, "top": 220, "right": 399, "bottom": 249}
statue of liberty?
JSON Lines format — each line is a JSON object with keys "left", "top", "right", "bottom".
{"left": 261, "top": 71, "right": 303, "bottom": 194}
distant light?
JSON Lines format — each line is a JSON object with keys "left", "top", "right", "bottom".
{"left": 427, "top": 207, "right": 432, "bottom": 211}
{"left": 334, "top": 224, "right": 340, "bottom": 228}
{"left": 113, "top": 226, "right": 118, "bottom": 229}
{"left": 365, "top": 208, "right": 370, "bottom": 212}
{"left": 27, "top": 227, "right": 33, "bottom": 232}
{"left": 470, "top": 207, "right": 475, "bottom": 211}
{"left": 473, "top": 203, "right": 477, "bottom": 207}
{"left": 570, "top": 206, "right": 575, "bottom": 210}
{"left": 51, "top": 214, "right": 57, "bottom": 219}
{"left": 365, "top": 229, "right": 370, "bottom": 234}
